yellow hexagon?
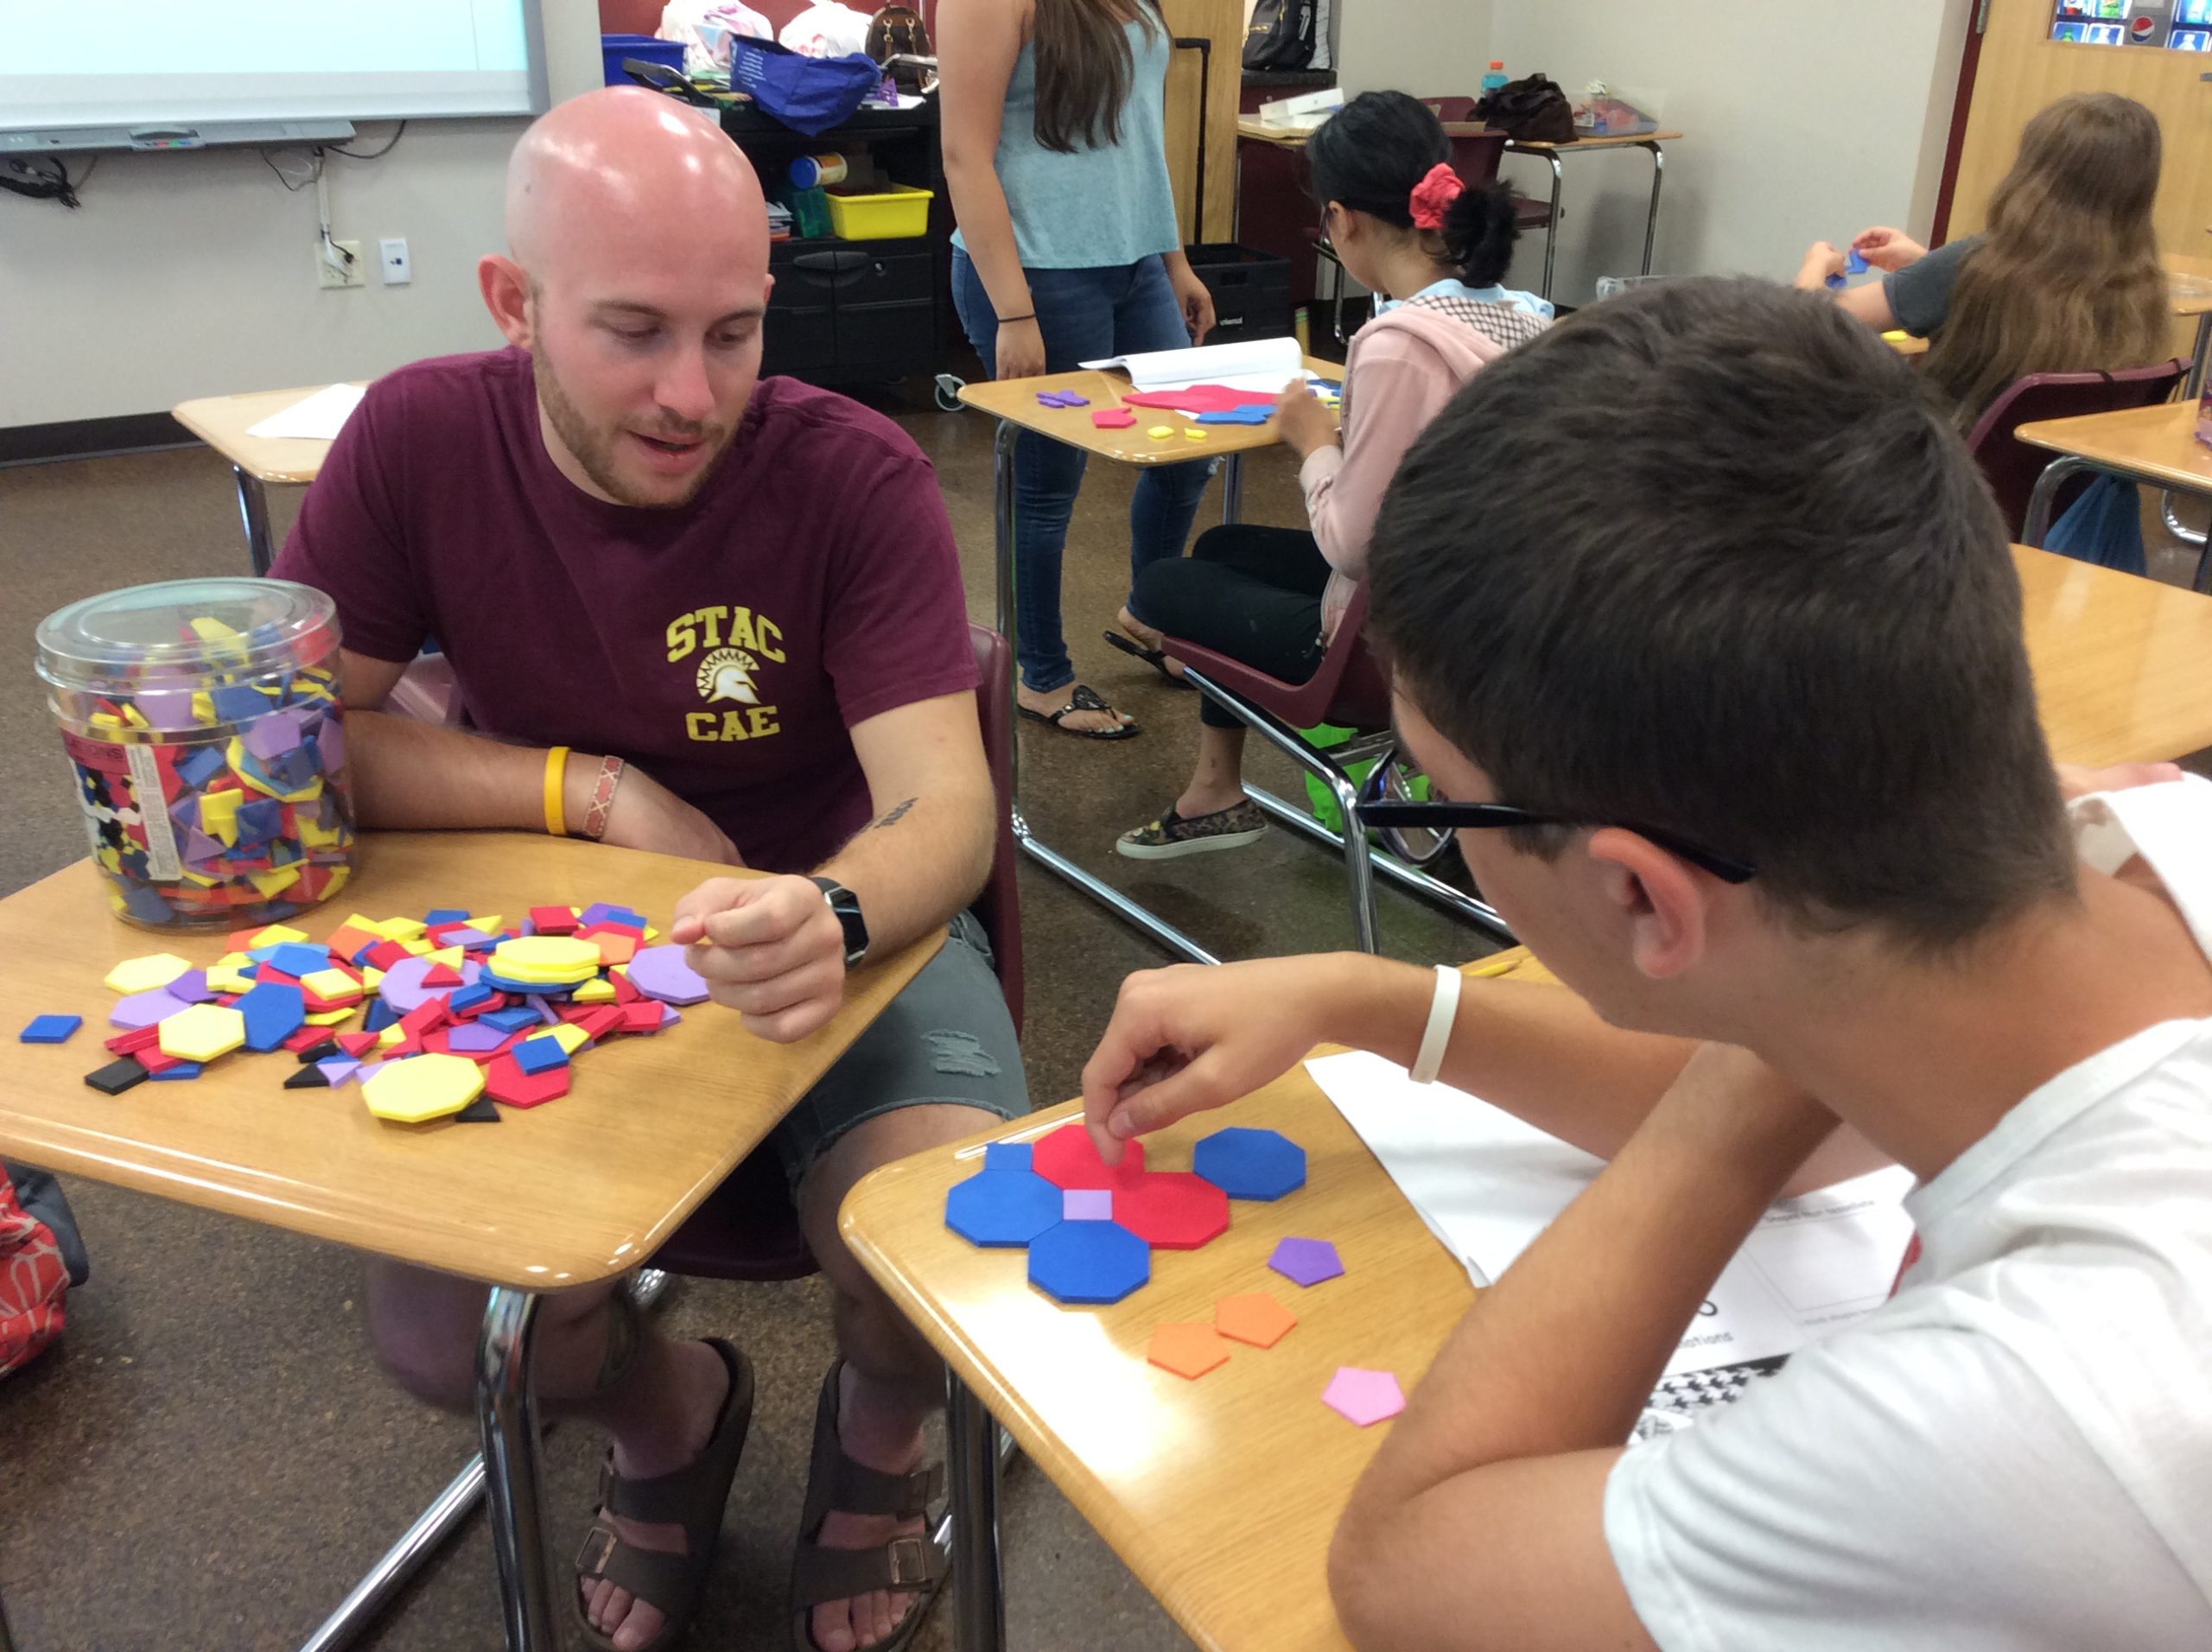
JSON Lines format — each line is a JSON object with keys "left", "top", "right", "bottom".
{"left": 157, "top": 1003, "right": 247, "bottom": 1064}
{"left": 105, "top": 952, "right": 192, "bottom": 995}
{"left": 363, "top": 1053, "right": 486, "bottom": 1123}
{"left": 489, "top": 936, "right": 602, "bottom": 983}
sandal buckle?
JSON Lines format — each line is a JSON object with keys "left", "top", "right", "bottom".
{"left": 887, "top": 1535, "right": 932, "bottom": 1587}
{"left": 575, "top": 1526, "right": 617, "bottom": 1579}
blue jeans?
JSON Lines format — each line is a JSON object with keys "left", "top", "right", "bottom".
{"left": 951, "top": 248, "right": 1212, "bottom": 695}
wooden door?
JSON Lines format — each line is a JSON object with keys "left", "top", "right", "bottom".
{"left": 1952, "top": 0, "right": 2212, "bottom": 297}
{"left": 1161, "top": 0, "right": 1241, "bottom": 244}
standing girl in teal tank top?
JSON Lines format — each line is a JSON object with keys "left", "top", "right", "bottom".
{"left": 940, "top": 0, "right": 1215, "bottom": 739}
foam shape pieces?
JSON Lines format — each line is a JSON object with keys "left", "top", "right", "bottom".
{"left": 1091, "top": 408, "right": 1136, "bottom": 429}
{"left": 1322, "top": 1367, "right": 1405, "bottom": 1427}
{"left": 378, "top": 954, "right": 480, "bottom": 1014}
{"left": 1192, "top": 1127, "right": 1306, "bottom": 1200}
{"left": 625, "top": 944, "right": 711, "bottom": 1006}
{"left": 485, "top": 1052, "right": 571, "bottom": 1109}
{"left": 111, "top": 988, "right": 189, "bottom": 1030}
{"left": 364, "top": 1052, "right": 486, "bottom": 1123}
{"left": 982, "top": 1141, "right": 1033, "bottom": 1172}
{"left": 105, "top": 953, "right": 192, "bottom": 995}
{"left": 1113, "top": 1172, "right": 1230, "bottom": 1249}
{"left": 1030, "top": 1121, "right": 1146, "bottom": 1191}
{"left": 1148, "top": 1322, "right": 1230, "bottom": 1381}
{"left": 1146, "top": 425, "right": 1175, "bottom": 440}
{"left": 298, "top": 967, "right": 363, "bottom": 1007}
{"left": 487, "top": 935, "right": 602, "bottom": 983}
{"left": 261, "top": 942, "right": 331, "bottom": 977}
{"left": 1062, "top": 1188, "right": 1112, "bottom": 1221}
{"left": 237, "top": 980, "right": 308, "bottom": 1052}
{"left": 512, "top": 1033, "right": 570, "bottom": 1076}
{"left": 1215, "top": 1292, "right": 1296, "bottom": 1349}
{"left": 1027, "top": 1219, "right": 1150, "bottom": 1305}
{"left": 1268, "top": 1236, "right": 1344, "bottom": 1287}
{"left": 19, "top": 1014, "right": 82, "bottom": 1044}
{"left": 86, "top": 1057, "right": 149, "bottom": 1095}
{"left": 157, "top": 1003, "right": 247, "bottom": 1064}
{"left": 149, "top": 1062, "right": 203, "bottom": 1082}
{"left": 445, "top": 1022, "right": 511, "bottom": 1055}
{"left": 944, "top": 1167, "right": 1065, "bottom": 1248}
{"left": 454, "top": 1096, "right": 502, "bottom": 1123}
{"left": 167, "top": 969, "right": 214, "bottom": 1005}
{"left": 529, "top": 905, "right": 579, "bottom": 935}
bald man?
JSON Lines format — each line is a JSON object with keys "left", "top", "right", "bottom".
{"left": 273, "top": 89, "right": 1025, "bottom": 1652}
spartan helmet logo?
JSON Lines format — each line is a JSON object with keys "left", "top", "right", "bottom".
{"left": 697, "top": 647, "right": 761, "bottom": 705}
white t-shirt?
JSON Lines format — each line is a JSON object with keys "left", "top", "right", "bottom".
{"left": 1604, "top": 775, "right": 2212, "bottom": 1650}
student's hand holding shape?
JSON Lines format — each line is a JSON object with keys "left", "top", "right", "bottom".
{"left": 1851, "top": 226, "right": 1926, "bottom": 272}
{"left": 993, "top": 315, "right": 1047, "bottom": 382}
{"left": 1080, "top": 958, "right": 1335, "bottom": 1162}
{"left": 1171, "top": 263, "right": 1216, "bottom": 344}
{"left": 670, "top": 875, "right": 848, "bottom": 1042}
{"left": 594, "top": 765, "right": 745, "bottom": 867}
{"left": 1796, "top": 240, "right": 1847, "bottom": 291}
{"left": 1273, "top": 378, "right": 1337, "bottom": 459}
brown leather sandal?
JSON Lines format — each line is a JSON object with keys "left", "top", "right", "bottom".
{"left": 789, "top": 1360, "right": 950, "bottom": 1652}
{"left": 574, "top": 1339, "right": 755, "bottom": 1652}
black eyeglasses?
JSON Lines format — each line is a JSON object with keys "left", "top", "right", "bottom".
{"left": 1354, "top": 760, "right": 1758, "bottom": 884}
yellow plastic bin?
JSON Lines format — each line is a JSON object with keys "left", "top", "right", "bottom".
{"left": 824, "top": 184, "right": 934, "bottom": 240}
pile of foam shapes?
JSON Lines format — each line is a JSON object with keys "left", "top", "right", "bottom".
{"left": 56, "top": 901, "right": 715, "bottom": 1124}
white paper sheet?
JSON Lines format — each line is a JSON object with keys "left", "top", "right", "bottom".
{"left": 1079, "top": 335, "right": 1305, "bottom": 393}
{"left": 1306, "top": 1049, "right": 1917, "bottom": 1378}
{"left": 245, "top": 383, "right": 365, "bottom": 441}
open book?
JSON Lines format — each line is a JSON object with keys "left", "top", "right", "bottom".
{"left": 1079, "top": 335, "right": 1306, "bottom": 396}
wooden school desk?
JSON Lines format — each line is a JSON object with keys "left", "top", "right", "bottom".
{"left": 2016, "top": 404, "right": 2212, "bottom": 594}
{"left": 1500, "top": 130, "right": 1683, "bottom": 302}
{"left": 958, "top": 362, "right": 1347, "bottom": 968}
{"left": 844, "top": 949, "right": 1554, "bottom": 1652}
{"left": 0, "top": 832, "right": 938, "bottom": 1652}
{"left": 172, "top": 385, "right": 356, "bottom": 575}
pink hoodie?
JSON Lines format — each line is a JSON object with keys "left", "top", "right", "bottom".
{"left": 1302, "top": 300, "right": 1540, "bottom": 639}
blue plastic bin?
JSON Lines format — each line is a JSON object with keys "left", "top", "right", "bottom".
{"left": 601, "top": 35, "right": 685, "bottom": 86}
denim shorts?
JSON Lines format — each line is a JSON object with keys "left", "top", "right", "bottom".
{"left": 768, "top": 908, "right": 1028, "bottom": 1189}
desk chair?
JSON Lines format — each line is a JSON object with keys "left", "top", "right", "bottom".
{"left": 327, "top": 624, "right": 1021, "bottom": 1646}
{"left": 1967, "top": 358, "right": 2184, "bottom": 540}
{"left": 1158, "top": 585, "right": 1510, "bottom": 953}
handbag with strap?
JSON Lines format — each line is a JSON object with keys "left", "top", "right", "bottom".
{"left": 1476, "top": 73, "right": 1575, "bottom": 143}
{"left": 1242, "top": 0, "right": 1316, "bottom": 71}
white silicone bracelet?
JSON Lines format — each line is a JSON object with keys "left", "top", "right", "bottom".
{"left": 1408, "top": 963, "right": 1462, "bottom": 1084}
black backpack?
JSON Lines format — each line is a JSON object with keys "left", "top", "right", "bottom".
{"left": 1242, "top": 0, "right": 1315, "bottom": 71}
{"left": 1475, "top": 73, "right": 1575, "bottom": 143}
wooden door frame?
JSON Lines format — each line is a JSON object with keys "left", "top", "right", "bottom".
{"left": 1931, "top": 0, "right": 1993, "bottom": 244}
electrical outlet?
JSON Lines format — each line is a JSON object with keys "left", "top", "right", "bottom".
{"left": 378, "top": 237, "right": 411, "bottom": 286}
{"left": 317, "top": 237, "right": 364, "bottom": 290}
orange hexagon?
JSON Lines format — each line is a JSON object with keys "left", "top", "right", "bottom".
{"left": 1215, "top": 1292, "right": 1297, "bottom": 1349}
{"left": 1147, "top": 1322, "right": 1230, "bottom": 1381}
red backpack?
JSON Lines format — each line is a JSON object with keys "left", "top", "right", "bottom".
{"left": 0, "top": 1175, "right": 69, "bottom": 1376}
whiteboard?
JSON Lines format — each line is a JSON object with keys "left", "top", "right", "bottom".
{"left": 0, "top": 0, "right": 550, "bottom": 134}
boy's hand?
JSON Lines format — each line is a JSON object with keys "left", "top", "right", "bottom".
{"left": 670, "top": 875, "right": 847, "bottom": 1042}
{"left": 1796, "top": 241, "right": 1847, "bottom": 291}
{"left": 1081, "top": 958, "right": 1343, "bottom": 1161}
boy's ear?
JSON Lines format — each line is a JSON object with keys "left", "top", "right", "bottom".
{"left": 1586, "top": 828, "right": 1713, "bottom": 981}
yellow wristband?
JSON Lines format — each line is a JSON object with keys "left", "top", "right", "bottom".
{"left": 543, "top": 746, "right": 570, "bottom": 837}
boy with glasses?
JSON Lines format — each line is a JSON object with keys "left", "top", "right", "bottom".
{"left": 1078, "top": 276, "right": 2212, "bottom": 1649}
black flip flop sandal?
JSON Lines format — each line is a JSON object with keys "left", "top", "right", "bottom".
{"left": 790, "top": 1360, "right": 950, "bottom": 1652}
{"left": 573, "top": 1339, "right": 755, "bottom": 1652}
{"left": 1016, "top": 683, "right": 1141, "bottom": 740}
{"left": 1103, "top": 628, "right": 1195, "bottom": 689}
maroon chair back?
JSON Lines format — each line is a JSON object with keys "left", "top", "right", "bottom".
{"left": 1963, "top": 358, "right": 2183, "bottom": 537}
{"left": 650, "top": 623, "right": 1021, "bottom": 1282}
{"left": 1160, "top": 582, "right": 1392, "bottom": 733}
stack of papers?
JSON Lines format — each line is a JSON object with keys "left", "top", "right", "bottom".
{"left": 1081, "top": 336, "right": 1306, "bottom": 397}
{"left": 1305, "top": 1049, "right": 1916, "bottom": 1380}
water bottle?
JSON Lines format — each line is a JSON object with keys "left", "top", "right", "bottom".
{"left": 1479, "top": 60, "right": 1509, "bottom": 96}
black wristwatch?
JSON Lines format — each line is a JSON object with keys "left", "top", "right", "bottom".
{"left": 810, "top": 876, "right": 870, "bottom": 968}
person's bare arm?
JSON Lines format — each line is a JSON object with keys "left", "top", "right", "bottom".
{"left": 338, "top": 647, "right": 741, "bottom": 863}
{"left": 1327, "top": 1046, "right": 1835, "bottom": 1652}
{"left": 938, "top": 0, "right": 1046, "bottom": 377}
{"left": 669, "top": 691, "right": 994, "bottom": 1041}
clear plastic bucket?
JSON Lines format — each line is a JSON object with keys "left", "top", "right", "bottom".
{"left": 35, "top": 577, "right": 357, "bottom": 930}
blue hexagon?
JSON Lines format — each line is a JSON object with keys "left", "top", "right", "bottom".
{"left": 1027, "top": 1220, "right": 1150, "bottom": 1305}
{"left": 944, "top": 1168, "right": 1063, "bottom": 1248}
{"left": 1192, "top": 1127, "right": 1306, "bottom": 1201}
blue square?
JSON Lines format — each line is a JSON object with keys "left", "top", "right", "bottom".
{"left": 176, "top": 746, "right": 227, "bottom": 788}
{"left": 512, "top": 1036, "right": 569, "bottom": 1076}
{"left": 208, "top": 685, "right": 268, "bottom": 723}
{"left": 19, "top": 1013, "right": 82, "bottom": 1045}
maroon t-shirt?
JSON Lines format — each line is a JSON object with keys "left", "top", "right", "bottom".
{"left": 274, "top": 347, "right": 977, "bottom": 873}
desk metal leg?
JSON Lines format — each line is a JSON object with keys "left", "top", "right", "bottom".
{"left": 478, "top": 1288, "right": 556, "bottom": 1652}
{"left": 1220, "top": 452, "right": 1243, "bottom": 527}
{"left": 299, "top": 1459, "right": 486, "bottom": 1651}
{"left": 1639, "top": 142, "right": 1667, "bottom": 276}
{"left": 945, "top": 1373, "right": 1007, "bottom": 1652}
{"left": 2023, "top": 455, "right": 2098, "bottom": 548}
{"left": 1539, "top": 151, "right": 1564, "bottom": 302}
{"left": 234, "top": 465, "right": 276, "bottom": 575}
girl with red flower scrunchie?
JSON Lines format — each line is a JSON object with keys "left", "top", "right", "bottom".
{"left": 1117, "top": 90, "right": 1554, "bottom": 861}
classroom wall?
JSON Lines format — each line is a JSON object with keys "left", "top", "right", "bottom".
{"left": 1484, "top": 4, "right": 1973, "bottom": 307}
{"left": 0, "top": 1, "right": 603, "bottom": 432}
{"left": 1336, "top": 0, "right": 1495, "bottom": 104}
